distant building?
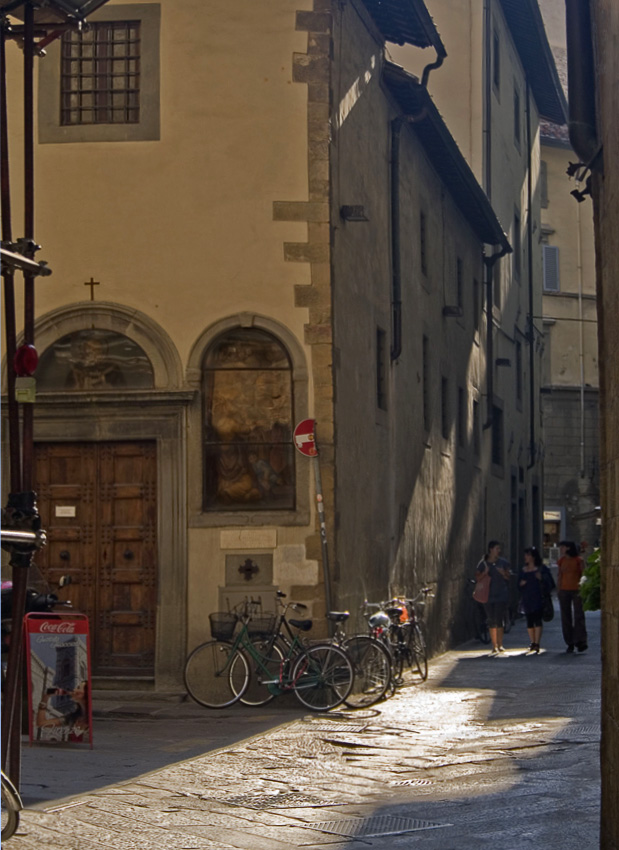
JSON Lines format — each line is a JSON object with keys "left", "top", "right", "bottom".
{"left": 538, "top": 0, "right": 599, "bottom": 561}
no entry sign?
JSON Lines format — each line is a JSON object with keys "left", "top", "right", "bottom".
{"left": 293, "top": 418, "right": 318, "bottom": 456}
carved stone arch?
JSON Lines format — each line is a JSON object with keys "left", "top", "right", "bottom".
{"left": 186, "top": 312, "right": 308, "bottom": 388}
{"left": 14, "top": 302, "right": 184, "bottom": 390}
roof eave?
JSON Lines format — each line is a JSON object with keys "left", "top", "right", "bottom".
{"left": 383, "top": 62, "right": 510, "bottom": 252}
{"left": 499, "top": 0, "right": 568, "bottom": 125}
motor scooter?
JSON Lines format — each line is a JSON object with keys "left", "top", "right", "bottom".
{"left": 1, "top": 570, "right": 72, "bottom": 687}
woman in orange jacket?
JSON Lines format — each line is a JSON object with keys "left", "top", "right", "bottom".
{"left": 557, "top": 541, "right": 588, "bottom": 653}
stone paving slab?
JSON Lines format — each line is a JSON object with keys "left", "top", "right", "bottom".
{"left": 10, "top": 611, "right": 602, "bottom": 849}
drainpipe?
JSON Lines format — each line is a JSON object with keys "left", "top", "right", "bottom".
{"left": 390, "top": 117, "right": 402, "bottom": 361}
{"left": 565, "top": 0, "right": 602, "bottom": 171}
{"left": 483, "top": 245, "right": 511, "bottom": 429}
{"left": 525, "top": 81, "right": 536, "bottom": 470}
{"left": 390, "top": 51, "right": 445, "bottom": 362}
{"left": 577, "top": 202, "right": 585, "bottom": 477}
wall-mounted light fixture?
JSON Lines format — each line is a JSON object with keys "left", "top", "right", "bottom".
{"left": 442, "top": 306, "right": 463, "bottom": 317}
{"left": 340, "top": 205, "right": 369, "bottom": 222}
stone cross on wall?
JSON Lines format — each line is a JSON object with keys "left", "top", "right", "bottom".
{"left": 238, "top": 559, "right": 259, "bottom": 581}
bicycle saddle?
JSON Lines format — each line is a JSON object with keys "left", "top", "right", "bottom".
{"left": 326, "top": 611, "right": 350, "bottom": 623}
{"left": 289, "top": 618, "right": 313, "bottom": 631}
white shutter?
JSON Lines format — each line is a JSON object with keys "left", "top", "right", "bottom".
{"left": 543, "top": 245, "right": 560, "bottom": 292}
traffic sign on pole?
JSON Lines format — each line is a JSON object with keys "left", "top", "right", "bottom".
{"left": 293, "top": 419, "right": 318, "bottom": 457}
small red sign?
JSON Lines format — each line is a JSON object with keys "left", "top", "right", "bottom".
{"left": 293, "top": 418, "right": 318, "bottom": 457}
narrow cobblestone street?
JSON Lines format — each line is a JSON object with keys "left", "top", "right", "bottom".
{"left": 12, "top": 609, "right": 601, "bottom": 849}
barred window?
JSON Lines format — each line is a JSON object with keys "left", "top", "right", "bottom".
{"left": 61, "top": 21, "right": 140, "bottom": 126}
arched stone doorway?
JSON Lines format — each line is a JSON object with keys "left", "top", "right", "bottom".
{"left": 4, "top": 304, "right": 191, "bottom": 691}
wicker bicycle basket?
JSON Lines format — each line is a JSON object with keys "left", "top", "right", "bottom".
{"left": 209, "top": 612, "right": 237, "bottom": 641}
{"left": 247, "top": 614, "right": 276, "bottom": 638}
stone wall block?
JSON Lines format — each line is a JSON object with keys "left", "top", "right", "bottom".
{"left": 308, "top": 82, "right": 331, "bottom": 104}
{"left": 294, "top": 284, "right": 320, "bottom": 308}
{"left": 308, "top": 33, "right": 332, "bottom": 55}
{"left": 309, "top": 177, "right": 330, "bottom": 200}
{"left": 311, "top": 262, "right": 331, "bottom": 290}
{"left": 304, "top": 322, "right": 332, "bottom": 344}
{"left": 308, "top": 222, "right": 331, "bottom": 243}
{"left": 308, "top": 137, "right": 330, "bottom": 161}
{"left": 273, "top": 201, "right": 329, "bottom": 222}
{"left": 284, "top": 242, "right": 330, "bottom": 263}
{"left": 304, "top": 532, "right": 322, "bottom": 562}
{"left": 311, "top": 342, "right": 333, "bottom": 372}
{"left": 295, "top": 11, "right": 331, "bottom": 33}
{"left": 293, "top": 53, "right": 330, "bottom": 84}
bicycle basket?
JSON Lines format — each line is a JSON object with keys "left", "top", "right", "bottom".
{"left": 247, "top": 614, "right": 276, "bottom": 638}
{"left": 209, "top": 612, "right": 237, "bottom": 641}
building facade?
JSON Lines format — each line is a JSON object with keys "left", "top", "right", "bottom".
{"left": 389, "top": 0, "right": 567, "bottom": 573}
{"left": 2, "top": 0, "right": 562, "bottom": 690}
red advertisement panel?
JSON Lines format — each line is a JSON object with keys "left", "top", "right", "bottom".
{"left": 24, "top": 613, "right": 93, "bottom": 747}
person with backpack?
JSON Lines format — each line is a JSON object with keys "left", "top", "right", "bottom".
{"left": 518, "top": 546, "right": 554, "bottom": 654}
{"left": 557, "top": 540, "right": 588, "bottom": 653}
{"left": 475, "top": 540, "right": 511, "bottom": 655}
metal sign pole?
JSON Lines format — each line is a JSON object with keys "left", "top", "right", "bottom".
{"left": 312, "top": 453, "right": 333, "bottom": 619}
{"left": 292, "top": 419, "right": 333, "bottom": 628}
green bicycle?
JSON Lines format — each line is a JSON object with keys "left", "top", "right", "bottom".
{"left": 183, "top": 601, "right": 354, "bottom": 711}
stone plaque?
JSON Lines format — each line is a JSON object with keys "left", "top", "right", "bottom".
{"left": 220, "top": 529, "right": 277, "bottom": 550}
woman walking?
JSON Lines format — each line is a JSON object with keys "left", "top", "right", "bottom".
{"left": 557, "top": 541, "right": 588, "bottom": 653}
{"left": 476, "top": 540, "right": 511, "bottom": 655}
{"left": 518, "top": 547, "right": 546, "bottom": 653}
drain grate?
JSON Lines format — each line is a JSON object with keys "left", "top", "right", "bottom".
{"left": 209, "top": 791, "right": 338, "bottom": 810}
{"left": 304, "top": 723, "right": 369, "bottom": 733}
{"left": 391, "top": 778, "right": 434, "bottom": 787}
{"left": 304, "top": 815, "right": 449, "bottom": 838}
{"left": 558, "top": 725, "right": 600, "bottom": 738}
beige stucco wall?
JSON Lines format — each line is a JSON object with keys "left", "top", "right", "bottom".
{"left": 2, "top": 0, "right": 328, "bottom": 665}
{"left": 542, "top": 144, "right": 598, "bottom": 388}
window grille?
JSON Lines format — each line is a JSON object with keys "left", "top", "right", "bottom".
{"left": 61, "top": 21, "right": 141, "bottom": 126}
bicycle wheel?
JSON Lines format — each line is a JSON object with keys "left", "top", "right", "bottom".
{"left": 387, "top": 626, "right": 405, "bottom": 683}
{"left": 1, "top": 777, "right": 19, "bottom": 841}
{"left": 184, "top": 640, "right": 248, "bottom": 708}
{"left": 292, "top": 643, "right": 353, "bottom": 711}
{"left": 343, "top": 635, "right": 391, "bottom": 708}
{"left": 233, "top": 638, "right": 285, "bottom": 707}
{"left": 410, "top": 624, "right": 428, "bottom": 681}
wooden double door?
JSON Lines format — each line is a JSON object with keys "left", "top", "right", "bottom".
{"left": 33, "top": 441, "right": 158, "bottom": 678}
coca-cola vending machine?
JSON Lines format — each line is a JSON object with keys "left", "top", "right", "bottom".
{"left": 24, "top": 613, "right": 93, "bottom": 746}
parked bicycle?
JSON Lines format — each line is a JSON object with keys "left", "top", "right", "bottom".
{"left": 1, "top": 769, "right": 22, "bottom": 841}
{"left": 183, "top": 597, "right": 354, "bottom": 712}
{"left": 363, "top": 587, "right": 433, "bottom": 686}
{"left": 328, "top": 611, "right": 392, "bottom": 707}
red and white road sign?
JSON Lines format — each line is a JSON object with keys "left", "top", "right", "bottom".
{"left": 293, "top": 419, "right": 318, "bottom": 457}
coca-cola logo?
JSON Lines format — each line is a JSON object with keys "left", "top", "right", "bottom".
{"left": 39, "top": 621, "right": 76, "bottom": 634}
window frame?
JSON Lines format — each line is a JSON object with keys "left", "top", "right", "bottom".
{"left": 38, "top": 3, "right": 160, "bottom": 144}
